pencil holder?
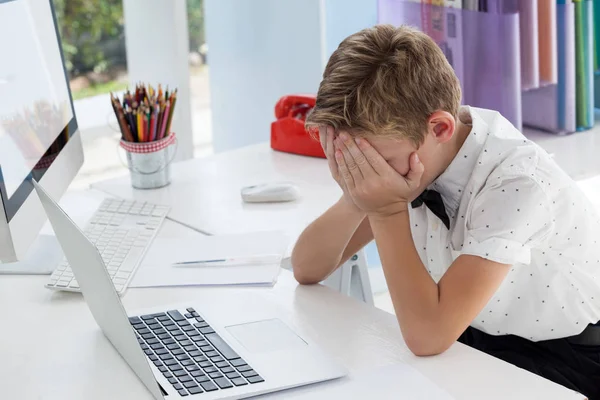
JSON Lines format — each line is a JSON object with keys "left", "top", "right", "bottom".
{"left": 120, "top": 133, "right": 177, "bottom": 189}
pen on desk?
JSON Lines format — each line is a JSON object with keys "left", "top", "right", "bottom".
{"left": 173, "top": 255, "right": 282, "bottom": 267}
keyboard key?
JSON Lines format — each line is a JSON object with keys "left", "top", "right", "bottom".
{"left": 163, "top": 371, "right": 173, "bottom": 379}
{"left": 149, "top": 354, "right": 158, "bottom": 361}
{"left": 182, "top": 326, "right": 196, "bottom": 332}
{"left": 142, "top": 333, "right": 155, "bottom": 340}
{"left": 188, "top": 386, "right": 204, "bottom": 395}
{"left": 178, "top": 320, "right": 192, "bottom": 327}
{"left": 203, "top": 366, "right": 218, "bottom": 373}
{"left": 174, "top": 335, "right": 188, "bottom": 341}
{"left": 194, "top": 322, "right": 209, "bottom": 329}
{"left": 155, "top": 348, "right": 169, "bottom": 356}
{"left": 214, "top": 377, "right": 233, "bottom": 389}
{"left": 150, "top": 343, "right": 164, "bottom": 351}
{"left": 158, "top": 366, "right": 168, "bottom": 373}
{"left": 184, "top": 345, "right": 196, "bottom": 352}
{"left": 210, "top": 356, "right": 224, "bottom": 363}
{"left": 147, "top": 338, "right": 159, "bottom": 345}
{"left": 172, "top": 348, "right": 184, "bottom": 356}
{"left": 186, "top": 365, "right": 200, "bottom": 372}
{"left": 167, "top": 344, "right": 181, "bottom": 351}
{"left": 221, "top": 366, "right": 235, "bottom": 374}
{"left": 159, "top": 353, "right": 173, "bottom": 361}
{"left": 199, "top": 327, "right": 215, "bottom": 335}
{"left": 132, "top": 323, "right": 145, "bottom": 330}
{"left": 226, "top": 372, "right": 241, "bottom": 379}
{"left": 141, "top": 344, "right": 149, "bottom": 351}
{"left": 205, "top": 351, "right": 219, "bottom": 358}
{"left": 205, "top": 333, "right": 240, "bottom": 360}
{"left": 209, "top": 372, "right": 223, "bottom": 379}
{"left": 189, "top": 350, "right": 202, "bottom": 357}
{"left": 138, "top": 328, "right": 150, "bottom": 335}
{"left": 154, "top": 360, "right": 163, "bottom": 367}
{"left": 199, "top": 361, "right": 212, "bottom": 368}
{"left": 179, "top": 340, "right": 192, "bottom": 347}
{"left": 173, "top": 383, "right": 183, "bottom": 390}
{"left": 184, "top": 313, "right": 194, "bottom": 319}
{"left": 179, "top": 375, "right": 193, "bottom": 383}
{"left": 181, "top": 360, "right": 195, "bottom": 367}
{"left": 191, "top": 336, "right": 205, "bottom": 343}
{"left": 168, "top": 377, "right": 178, "bottom": 385}
{"left": 166, "top": 325, "right": 180, "bottom": 332}
{"left": 174, "top": 370, "right": 188, "bottom": 377}
{"left": 148, "top": 323, "right": 161, "bottom": 330}
{"left": 247, "top": 375, "right": 264, "bottom": 384}
{"left": 191, "top": 312, "right": 201, "bottom": 318}
{"left": 162, "top": 320, "right": 175, "bottom": 327}
{"left": 193, "top": 356, "right": 207, "bottom": 363}
{"left": 154, "top": 328, "right": 167, "bottom": 335}
{"left": 129, "top": 317, "right": 143, "bottom": 324}
{"left": 186, "top": 307, "right": 196, "bottom": 313}
{"left": 161, "top": 337, "right": 175, "bottom": 344}
{"left": 141, "top": 314, "right": 156, "bottom": 321}
{"left": 237, "top": 365, "right": 252, "bottom": 372}
{"left": 195, "top": 317, "right": 205, "bottom": 323}
{"left": 215, "top": 361, "right": 229, "bottom": 369}
{"left": 184, "top": 381, "right": 199, "bottom": 389}
{"left": 176, "top": 354, "right": 191, "bottom": 362}
{"left": 242, "top": 370, "right": 258, "bottom": 378}
{"left": 187, "top": 331, "right": 201, "bottom": 337}
{"left": 195, "top": 375, "right": 210, "bottom": 383}
{"left": 164, "top": 359, "right": 179, "bottom": 366}
{"left": 178, "top": 389, "right": 188, "bottom": 397}
{"left": 232, "top": 377, "right": 248, "bottom": 386}
{"left": 200, "top": 381, "right": 218, "bottom": 392}
{"left": 144, "top": 349, "right": 153, "bottom": 356}
{"left": 158, "top": 316, "right": 171, "bottom": 322}
{"left": 231, "top": 359, "right": 247, "bottom": 367}
{"left": 199, "top": 345, "right": 213, "bottom": 352}
{"left": 167, "top": 310, "right": 186, "bottom": 321}
{"left": 191, "top": 370, "right": 205, "bottom": 377}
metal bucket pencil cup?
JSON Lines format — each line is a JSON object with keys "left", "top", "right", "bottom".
{"left": 120, "top": 133, "right": 177, "bottom": 189}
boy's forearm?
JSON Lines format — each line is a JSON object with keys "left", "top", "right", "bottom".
{"left": 291, "top": 198, "right": 366, "bottom": 284}
{"left": 369, "top": 212, "right": 445, "bottom": 354}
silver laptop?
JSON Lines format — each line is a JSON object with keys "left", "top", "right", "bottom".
{"left": 33, "top": 180, "right": 346, "bottom": 399}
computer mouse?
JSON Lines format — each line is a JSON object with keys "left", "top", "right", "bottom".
{"left": 241, "top": 182, "right": 300, "bottom": 203}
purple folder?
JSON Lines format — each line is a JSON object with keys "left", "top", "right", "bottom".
{"left": 378, "top": 0, "right": 522, "bottom": 130}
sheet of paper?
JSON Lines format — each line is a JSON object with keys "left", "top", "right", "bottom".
{"left": 261, "top": 363, "right": 454, "bottom": 400}
{"left": 130, "top": 231, "right": 288, "bottom": 288}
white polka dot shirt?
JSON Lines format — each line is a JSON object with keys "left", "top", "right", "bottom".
{"left": 409, "top": 106, "right": 600, "bottom": 341}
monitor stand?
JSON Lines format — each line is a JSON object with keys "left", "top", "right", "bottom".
{"left": 0, "top": 234, "right": 62, "bottom": 274}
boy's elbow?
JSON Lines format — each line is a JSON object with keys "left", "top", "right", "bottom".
{"left": 404, "top": 333, "right": 453, "bottom": 357}
{"left": 293, "top": 268, "right": 321, "bottom": 285}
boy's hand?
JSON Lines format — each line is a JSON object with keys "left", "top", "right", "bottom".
{"left": 334, "top": 132, "right": 424, "bottom": 218}
{"left": 319, "top": 126, "right": 363, "bottom": 213}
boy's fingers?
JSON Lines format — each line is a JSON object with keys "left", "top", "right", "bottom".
{"left": 336, "top": 137, "right": 363, "bottom": 182}
{"left": 355, "top": 138, "right": 391, "bottom": 175}
{"left": 339, "top": 133, "right": 375, "bottom": 177}
{"left": 405, "top": 153, "right": 425, "bottom": 187}
{"left": 335, "top": 149, "right": 355, "bottom": 189}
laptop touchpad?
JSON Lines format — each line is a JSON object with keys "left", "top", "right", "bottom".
{"left": 226, "top": 319, "right": 307, "bottom": 353}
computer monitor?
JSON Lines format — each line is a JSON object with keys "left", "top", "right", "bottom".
{"left": 0, "top": 0, "right": 83, "bottom": 273}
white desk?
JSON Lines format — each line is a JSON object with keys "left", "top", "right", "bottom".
{"left": 93, "top": 143, "right": 341, "bottom": 241}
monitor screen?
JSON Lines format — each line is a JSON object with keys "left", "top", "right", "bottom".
{"left": 0, "top": 0, "right": 77, "bottom": 221}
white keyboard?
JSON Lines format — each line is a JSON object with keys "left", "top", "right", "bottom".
{"left": 46, "top": 198, "right": 170, "bottom": 295}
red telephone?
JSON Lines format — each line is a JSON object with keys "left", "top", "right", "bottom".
{"left": 270, "top": 94, "right": 326, "bottom": 158}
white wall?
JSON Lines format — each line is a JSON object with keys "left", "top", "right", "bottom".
{"left": 204, "top": 0, "right": 325, "bottom": 153}
{"left": 205, "top": 0, "right": 378, "bottom": 153}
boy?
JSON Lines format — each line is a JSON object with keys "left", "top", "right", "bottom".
{"left": 291, "top": 25, "right": 600, "bottom": 397}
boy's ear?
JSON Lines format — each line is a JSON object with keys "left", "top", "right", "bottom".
{"left": 427, "top": 111, "right": 456, "bottom": 144}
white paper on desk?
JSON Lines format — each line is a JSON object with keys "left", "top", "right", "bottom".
{"left": 260, "top": 363, "right": 454, "bottom": 400}
{"left": 130, "top": 231, "right": 289, "bottom": 288}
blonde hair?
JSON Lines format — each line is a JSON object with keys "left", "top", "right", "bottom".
{"left": 306, "top": 24, "right": 461, "bottom": 145}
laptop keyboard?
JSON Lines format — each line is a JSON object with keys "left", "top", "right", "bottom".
{"left": 130, "top": 307, "right": 264, "bottom": 397}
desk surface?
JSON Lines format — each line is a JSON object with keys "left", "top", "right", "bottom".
{"left": 0, "top": 189, "right": 583, "bottom": 400}
{"left": 1, "top": 268, "right": 583, "bottom": 400}
{"left": 93, "top": 143, "right": 341, "bottom": 242}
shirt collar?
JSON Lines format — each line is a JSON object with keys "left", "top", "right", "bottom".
{"left": 431, "top": 106, "right": 489, "bottom": 217}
